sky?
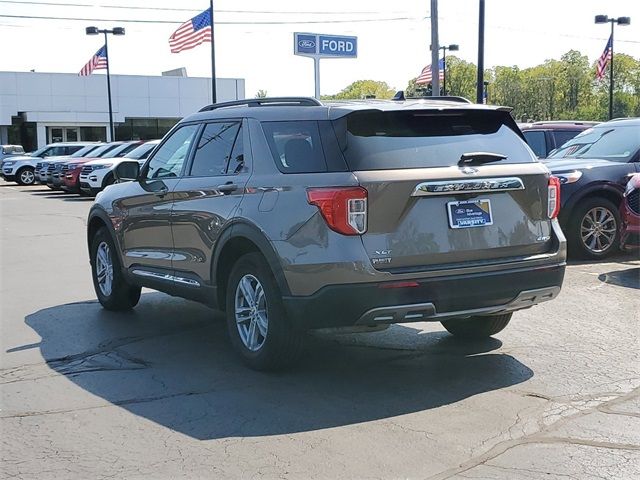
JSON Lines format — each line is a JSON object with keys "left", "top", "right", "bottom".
{"left": 1, "top": 0, "right": 639, "bottom": 98}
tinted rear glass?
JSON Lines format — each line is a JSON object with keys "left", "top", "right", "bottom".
{"left": 337, "top": 110, "right": 535, "bottom": 170}
{"left": 262, "top": 121, "right": 328, "bottom": 173}
{"left": 523, "top": 130, "right": 546, "bottom": 157}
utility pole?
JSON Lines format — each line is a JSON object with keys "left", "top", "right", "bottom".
{"left": 430, "top": 0, "right": 440, "bottom": 96}
{"left": 476, "top": 0, "right": 485, "bottom": 103}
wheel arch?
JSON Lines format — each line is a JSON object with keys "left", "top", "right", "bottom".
{"left": 212, "top": 221, "right": 290, "bottom": 311}
{"left": 87, "top": 208, "right": 118, "bottom": 262}
{"left": 559, "top": 182, "right": 624, "bottom": 226}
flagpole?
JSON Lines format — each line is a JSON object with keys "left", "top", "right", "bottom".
{"left": 104, "top": 32, "right": 114, "bottom": 142}
{"left": 210, "top": 0, "right": 217, "bottom": 103}
{"left": 609, "top": 22, "right": 614, "bottom": 120}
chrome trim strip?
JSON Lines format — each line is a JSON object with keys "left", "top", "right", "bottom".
{"left": 412, "top": 177, "right": 525, "bottom": 196}
{"left": 131, "top": 269, "right": 200, "bottom": 287}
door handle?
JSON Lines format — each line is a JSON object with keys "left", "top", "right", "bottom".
{"left": 217, "top": 182, "right": 238, "bottom": 194}
{"left": 154, "top": 186, "right": 169, "bottom": 197}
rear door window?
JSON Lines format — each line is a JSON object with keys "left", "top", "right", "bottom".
{"left": 262, "top": 121, "right": 327, "bottom": 173}
{"left": 552, "top": 130, "right": 580, "bottom": 149}
{"left": 189, "top": 122, "right": 241, "bottom": 176}
{"left": 337, "top": 110, "right": 536, "bottom": 170}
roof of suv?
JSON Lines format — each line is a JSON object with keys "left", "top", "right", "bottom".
{"left": 182, "top": 96, "right": 513, "bottom": 124}
{"left": 520, "top": 121, "right": 599, "bottom": 131}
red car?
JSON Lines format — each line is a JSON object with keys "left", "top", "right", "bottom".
{"left": 61, "top": 141, "right": 140, "bottom": 193}
{"left": 620, "top": 173, "right": 640, "bottom": 251}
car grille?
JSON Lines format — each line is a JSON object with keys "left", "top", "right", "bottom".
{"left": 628, "top": 189, "right": 640, "bottom": 215}
{"left": 81, "top": 165, "right": 94, "bottom": 175}
{"left": 61, "top": 164, "right": 71, "bottom": 173}
{"left": 35, "top": 162, "right": 43, "bottom": 170}
{"left": 46, "top": 164, "right": 57, "bottom": 172}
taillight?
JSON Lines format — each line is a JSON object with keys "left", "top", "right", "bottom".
{"left": 306, "top": 187, "right": 368, "bottom": 235}
{"left": 548, "top": 176, "right": 561, "bottom": 219}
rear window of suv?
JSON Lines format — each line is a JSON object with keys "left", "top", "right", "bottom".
{"left": 337, "top": 110, "right": 536, "bottom": 170}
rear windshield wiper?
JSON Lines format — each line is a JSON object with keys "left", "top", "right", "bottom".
{"left": 458, "top": 152, "right": 507, "bottom": 166}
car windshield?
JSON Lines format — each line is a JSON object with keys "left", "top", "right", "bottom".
{"left": 124, "top": 142, "right": 158, "bottom": 160}
{"left": 29, "top": 146, "right": 50, "bottom": 157}
{"left": 70, "top": 145, "right": 100, "bottom": 158}
{"left": 547, "top": 125, "right": 639, "bottom": 162}
{"left": 102, "top": 143, "right": 140, "bottom": 158}
{"left": 88, "top": 144, "right": 120, "bottom": 158}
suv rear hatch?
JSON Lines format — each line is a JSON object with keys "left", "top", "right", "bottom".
{"left": 333, "top": 108, "right": 555, "bottom": 271}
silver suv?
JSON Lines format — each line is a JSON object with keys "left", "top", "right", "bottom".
{"left": 87, "top": 97, "right": 566, "bottom": 370}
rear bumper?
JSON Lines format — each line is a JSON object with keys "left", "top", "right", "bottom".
{"left": 283, "top": 263, "right": 565, "bottom": 330}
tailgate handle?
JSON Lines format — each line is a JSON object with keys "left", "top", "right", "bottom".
{"left": 459, "top": 152, "right": 507, "bottom": 166}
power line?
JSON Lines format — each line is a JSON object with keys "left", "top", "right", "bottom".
{"left": 0, "top": 0, "right": 395, "bottom": 14}
{"left": 0, "top": 13, "right": 426, "bottom": 24}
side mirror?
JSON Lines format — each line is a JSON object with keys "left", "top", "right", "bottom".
{"left": 114, "top": 161, "right": 140, "bottom": 183}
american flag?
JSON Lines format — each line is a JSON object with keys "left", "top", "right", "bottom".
{"left": 78, "top": 45, "right": 107, "bottom": 76}
{"left": 169, "top": 8, "right": 212, "bottom": 53}
{"left": 596, "top": 35, "right": 613, "bottom": 80}
{"left": 416, "top": 58, "right": 445, "bottom": 85}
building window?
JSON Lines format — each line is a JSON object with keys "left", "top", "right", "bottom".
{"left": 115, "top": 118, "right": 180, "bottom": 141}
{"left": 8, "top": 114, "right": 37, "bottom": 152}
{"left": 80, "top": 126, "right": 107, "bottom": 142}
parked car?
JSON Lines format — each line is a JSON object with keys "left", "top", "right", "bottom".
{"left": 80, "top": 140, "right": 157, "bottom": 196}
{"left": 620, "top": 173, "right": 640, "bottom": 251}
{"left": 520, "top": 121, "right": 598, "bottom": 158}
{"left": 544, "top": 118, "right": 640, "bottom": 259}
{"left": 61, "top": 142, "right": 138, "bottom": 194}
{"left": 36, "top": 143, "right": 103, "bottom": 187}
{"left": 0, "top": 145, "right": 25, "bottom": 168}
{"left": 1, "top": 142, "right": 92, "bottom": 185}
{"left": 87, "top": 96, "right": 566, "bottom": 370}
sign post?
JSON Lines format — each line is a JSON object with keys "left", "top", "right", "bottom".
{"left": 294, "top": 32, "right": 358, "bottom": 99}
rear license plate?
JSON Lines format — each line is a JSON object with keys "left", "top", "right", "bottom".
{"left": 447, "top": 199, "right": 493, "bottom": 229}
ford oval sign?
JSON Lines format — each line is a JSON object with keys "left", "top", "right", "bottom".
{"left": 299, "top": 39, "right": 315, "bottom": 49}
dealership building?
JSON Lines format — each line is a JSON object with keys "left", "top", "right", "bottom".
{"left": 0, "top": 71, "right": 245, "bottom": 151}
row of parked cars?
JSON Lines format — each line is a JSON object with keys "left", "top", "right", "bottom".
{"left": 0, "top": 139, "right": 159, "bottom": 196}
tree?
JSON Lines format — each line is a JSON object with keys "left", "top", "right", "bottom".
{"left": 255, "top": 89, "right": 268, "bottom": 98}
{"left": 322, "top": 80, "right": 395, "bottom": 100}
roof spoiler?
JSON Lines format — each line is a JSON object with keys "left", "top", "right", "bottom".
{"left": 391, "top": 91, "right": 472, "bottom": 104}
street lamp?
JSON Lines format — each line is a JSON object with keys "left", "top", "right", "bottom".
{"left": 594, "top": 15, "right": 631, "bottom": 119}
{"left": 85, "top": 26, "right": 125, "bottom": 141}
{"left": 439, "top": 44, "right": 459, "bottom": 96}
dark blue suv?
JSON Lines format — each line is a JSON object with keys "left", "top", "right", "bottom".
{"left": 544, "top": 118, "right": 640, "bottom": 259}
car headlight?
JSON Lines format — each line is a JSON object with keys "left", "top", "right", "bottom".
{"left": 91, "top": 164, "right": 113, "bottom": 171}
{"left": 3, "top": 161, "right": 15, "bottom": 167}
{"left": 625, "top": 175, "right": 640, "bottom": 196}
{"left": 555, "top": 170, "right": 583, "bottom": 185}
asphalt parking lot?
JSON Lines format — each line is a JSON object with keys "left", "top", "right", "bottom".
{"left": 1, "top": 180, "right": 639, "bottom": 480}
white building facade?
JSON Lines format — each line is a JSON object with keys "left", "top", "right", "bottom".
{"left": 0, "top": 71, "right": 245, "bottom": 150}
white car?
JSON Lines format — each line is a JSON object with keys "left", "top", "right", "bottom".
{"left": 1, "top": 142, "right": 92, "bottom": 185}
{"left": 80, "top": 140, "right": 159, "bottom": 196}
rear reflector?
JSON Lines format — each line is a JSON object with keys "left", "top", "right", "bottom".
{"left": 307, "top": 187, "right": 368, "bottom": 235}
{"left": 548, "top": 176, "right": 561, "bottom": 219}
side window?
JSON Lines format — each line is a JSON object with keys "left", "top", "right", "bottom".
{"left": 228, "top": 126, "right": 245, "bottom": 174}
{"left": 189, "top": 122, "right": 241, "bottom": 177}
{"left": 553, "top": 130, "right": 579, "bottom": 149}
{"left": 523, "top": 130, "right": 547, "bottom": 158}
{"left": 144, "top": 125, "right": 199, "bottom": 179}
{"left": 67, "top": 146, "right": 83, "bottom": 155}
{"left": 262, "top": 121, "right": 327, "bottom": 173}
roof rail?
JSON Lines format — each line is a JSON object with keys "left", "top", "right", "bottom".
{"left": 199, "top": 97, "right": 322, "bottom": 112}
{"left": 391, "top": 91, "right": 472, "bottom": 104}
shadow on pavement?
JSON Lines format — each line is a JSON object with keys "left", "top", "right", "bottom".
{"left": 19, "top": 293, "right": 533, "bottom": 440}
{"left": 598, "top": 267, "right": 640, "bottom": 289}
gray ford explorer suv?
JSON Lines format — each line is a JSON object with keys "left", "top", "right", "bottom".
{"left": 87, "top": 97, "right": 566, "bottom": 370}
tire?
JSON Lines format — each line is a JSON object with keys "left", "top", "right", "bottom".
{"left": 90, "top": 227, "right": 141, "bottom": 311}
{"left": 16, "top": 167, "right": 35, "bottom": 186}
{"left": 441, "top": 313, "right": 512, "bottom": 338}
{"left": 225, "top": 252, "right": 303, "bottom": 371}
{"left": 567, "top": 197, "right": 621, "bottom": 260}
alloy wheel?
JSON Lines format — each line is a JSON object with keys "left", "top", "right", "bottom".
{"left": 580, "top": 206, "right": 617, "bottom": 254}
{"left": 95, "top": 241, "right": 114, "bottom": 296}
{"left": 234, "top": 274, "right": 268, "bottom": 351}
{"left": 20, "top": 169, "right": 35, "bottom": 185}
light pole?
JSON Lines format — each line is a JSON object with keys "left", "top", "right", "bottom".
{"left": 86, "top": 26, "right": 125, "bottom": 141}
{"left": 476, "top": 0, "right": 485, "bottom": 103}
{"left": 594, "top": 15, "right": 631, "bottom": 120}
{"left": 438, "top": 44, "right": 459, "bottom": 96}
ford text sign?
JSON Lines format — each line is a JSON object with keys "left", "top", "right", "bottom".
{"left": 294, "top": 32, "right": 357, "bottom": 58}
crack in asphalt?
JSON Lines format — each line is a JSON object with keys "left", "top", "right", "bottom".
{"left": 425, "top": 387, "right": 640, "bottom": 480}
